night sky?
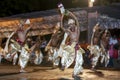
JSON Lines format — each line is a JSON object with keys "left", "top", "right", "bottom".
{"left": 0, "top": 0, "right": 120, "bottom": 17}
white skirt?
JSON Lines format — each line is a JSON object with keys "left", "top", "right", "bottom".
{"left": 18, "top": 47, "right": 30, "bottom": 68}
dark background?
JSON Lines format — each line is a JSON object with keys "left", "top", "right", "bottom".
{"left": 0, "top": 0, "right": 120, "bottom": 17}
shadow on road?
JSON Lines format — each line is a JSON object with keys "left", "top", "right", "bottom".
{"left": 28, "top": 67, "right": 54, "bottom": 73}
{"left": 74, "top": 76, "right": 82, "bottom": 80}
{"left": 0, "top": 72, "right": 20, "bottom": 77}
{"left": 58, "top": 78, "right": 71, "bottom": 80}
{"left": 86, "top": 70, "right": 104, "bottom": 77}
{"left": 58, "top": 76, "right": 82, "bottom": 80}
{"left": 30, "top": 68, "right": 47, "bottom": 73}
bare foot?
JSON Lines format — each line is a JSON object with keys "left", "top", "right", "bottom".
{"left": 20, "top": 69, "right": 27, "bottom": 73}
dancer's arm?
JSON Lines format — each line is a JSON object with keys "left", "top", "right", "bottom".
{"left": 4, "top": 32, "right": 15, "bottom": 54}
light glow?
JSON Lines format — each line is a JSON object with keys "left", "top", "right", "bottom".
{"left": 91, "top": 0, "right": 95, "bottom": 3}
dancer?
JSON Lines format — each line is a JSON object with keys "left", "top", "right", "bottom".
{"left": 58, "top": 3, "right": 84, "bottom": 77}
{"left": 15, "top": 19, "right": 31, "bottom": 72}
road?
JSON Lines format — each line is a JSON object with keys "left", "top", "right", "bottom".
{"left": 0, "top": 63, "right": 120, "bottom": 80}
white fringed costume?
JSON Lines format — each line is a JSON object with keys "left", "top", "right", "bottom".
{"left": 34, "top": 50, "right": 43, "bottom": 65}
{"left": 58, "top": 32, "right": 84, "bottom": 76}
{"left": 87, "top": 45, "right": 101, "bottom": 69}
{"left": 18, "top": 44, "right": 30, "bottom": 69}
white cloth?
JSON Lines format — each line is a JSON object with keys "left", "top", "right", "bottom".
{"left": 57, "top": 32, "right": 69, "bottom": 66}
{"left": 89, "top": 45, "right": 101, "bottom": 68}
{"left": 73, "top": 50, "right": 83, "bottom": 75}
{"left": 61, "top": 49, "right": 75, "bottom": 68}
{"left": 61, "top": 43, "right": 84, "bottom": 75}
{"left": 58, "top": 3, "right": 65, "bottom": 14}
{"left": 13, "top": 53, "right": 18, "bottom": 65}
{"left": 68, "top": 19, "right": 75, "bottom": 24}
{"left": 104, "top": 51, "right": 110, "bottom": 67}
{"left": 18, "top": 47, "right": 30, "bottom": 69}
{"left": 46, "top": 46, "right": 60, "bottom": 66}
{"left": 61, "top": 42, "right": 76, "bottom": 68}
{"left": 109, "top": 37, "right": 118, "bottom": 45}
{"left": 5, "top": 53, "right": 13, "bottom": 61}
{"left": 113, "top": 39, "right": 118, "bottom": 45}
{"left": 47, "top": 47, "right": 54, "bottom": 61}
{"left": 53, "top": 49, "right": 60, "bottom": 66}
{"left": 34, "top": 51, "right": 43, "bottom": 65}
{"left": 101, "top": 50, "right": 110, "bottom": 67}
{"left": 92, "top": 54, "right": 99, "bottom": 68}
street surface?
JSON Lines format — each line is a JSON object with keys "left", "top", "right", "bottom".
{"left": 0, "top": 63, "right": 120, "bottom": 80}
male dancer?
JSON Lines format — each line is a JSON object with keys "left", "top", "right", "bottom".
{"left": 15, "top": 20, "right": 31, "bottom": 72}
{"left": 58, "top": 3, "right": 84, "bottom": 77}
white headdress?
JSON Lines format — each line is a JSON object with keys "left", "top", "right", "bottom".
{"left": 68, "top": 19, "right": 75, "bottom": 25}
